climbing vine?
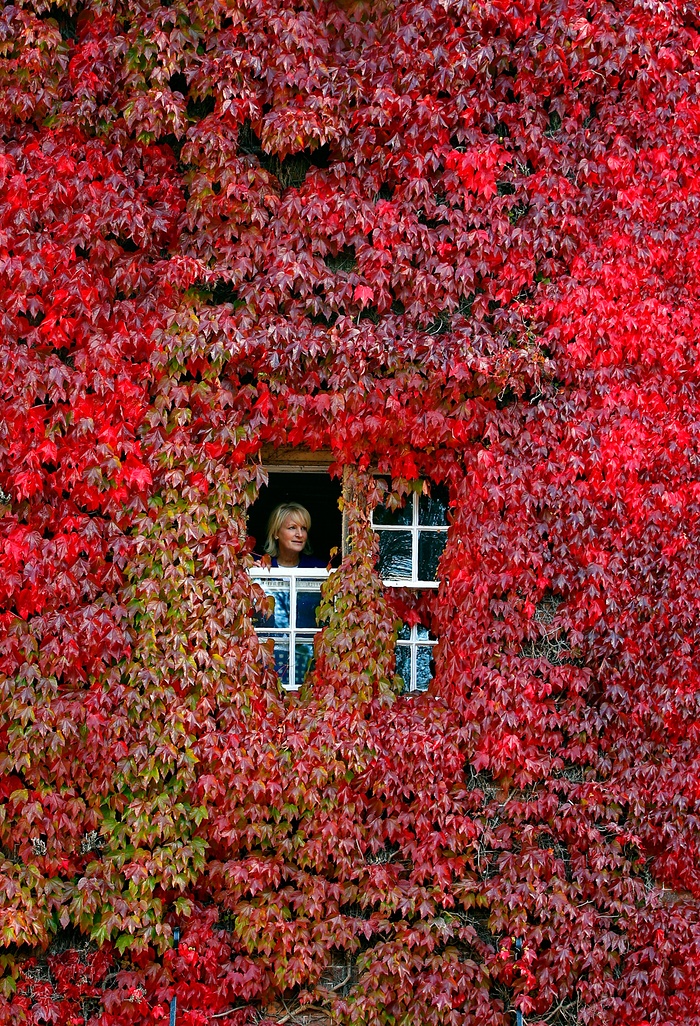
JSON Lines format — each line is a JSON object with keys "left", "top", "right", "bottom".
{"left": 1, "top": 0, "right": 699, "bottom": 1023}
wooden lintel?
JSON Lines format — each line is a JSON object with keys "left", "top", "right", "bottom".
{"left": 260, "top": 445, "right": 333, "bottom": 467}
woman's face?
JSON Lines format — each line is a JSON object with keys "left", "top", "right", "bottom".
{"left": 276, "top": 516, "right": 308, "bottom": 565}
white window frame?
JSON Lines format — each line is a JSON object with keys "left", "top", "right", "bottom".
{"left": 371, "top": 488, "right": 449, "bottom": 589}
{"left": 250, "top": 566, "right": 330, "bottom": 690}
{"left": 396, "top": 623, "right": 438, "bottom": 693}
{"left": 248, "top": 460, "right": 446, "bottom": 694}
{"left": 371, "top": 481, "right": 448, "bottom": 692}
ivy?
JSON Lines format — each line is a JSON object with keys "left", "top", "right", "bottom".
{"left": 1, "top": 0, "right": 699, "bottom": 1023}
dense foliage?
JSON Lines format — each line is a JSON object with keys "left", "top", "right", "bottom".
{"left": 1, "top": 0, "right": 700, "bottom": 1022}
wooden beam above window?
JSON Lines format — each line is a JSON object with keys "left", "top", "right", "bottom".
{"left": 261, "top": 445, "right": 333, "bottom": 469}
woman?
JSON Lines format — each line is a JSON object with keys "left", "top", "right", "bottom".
{"left": 257, "top": 503, "right": 323, "bottom": 686}
{"left": 264, "top": 502, "right": 320, "bottom": 568}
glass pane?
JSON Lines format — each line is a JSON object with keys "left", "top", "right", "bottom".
{"left": 419, "top": 484, "right": 449, "bottom": 526}
{"left": 378, "top": 531, "right": 413, "bottom": 579}
{"left": 398, "top": 623, "right": 411, "bottom": 641}
{"left": 395, "top": 645, "right": 412, "bottom": 692}
{"left": 415, "top": 645, "right": 435, "bottom": 692}
{"left": 373, "top": 497, "right": 412, "bottom": 526}
{"left": 258, "top": 632, "right": 290, "bottom": 688}
{"left": 296, "top": 580, "right": 323, "bottom": 629}
{"left": 254, "top": 580, "right": 291, "bottom": 628}
{"left": 418, "top": 531, "right": 447, "bottom": 580}
{"left": 295, "top": 637, "right": 315, "bottom": 685}
{"left": 416, "top": 623, "right": 431, "bottom": 640}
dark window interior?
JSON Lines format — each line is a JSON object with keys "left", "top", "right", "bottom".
{"left": 247, "top": 472, "right": 343, "bottom": 565}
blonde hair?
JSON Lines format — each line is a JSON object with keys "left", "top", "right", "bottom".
{"left": 264, "top": 503, "right": 312, "bottom": 557}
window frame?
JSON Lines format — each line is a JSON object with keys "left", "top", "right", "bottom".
{"left": 250, "top": 565, "right": 330, "bottom": 691}
{"left": 371, "top": 485, "right": 449, "bottom": 589}
{"left": 249, "top": 451, "right": 338, "bottom": 690}
{"left": 248, "top": 458, "right": 446, "bottom": 694}
{"left": 371, "top": 477, "right": 449, "bottom": 693}
{"left": 396, "top": 622, "right": 438, "bottom": 693}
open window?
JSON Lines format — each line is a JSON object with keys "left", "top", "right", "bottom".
{"left": 246, "top": 449, "right": 342, "bottom": 565}
{"left": 247, "top": 449, "right": 341, "bottom": 689}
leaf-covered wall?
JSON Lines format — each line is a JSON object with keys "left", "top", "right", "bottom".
{"left": 1, "top": 0, "right": 699, "bottom": 1023}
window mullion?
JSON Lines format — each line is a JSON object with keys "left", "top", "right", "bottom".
{"left": 341, "top": 465, "right": 351, "bottom": 558}
{"left": 290, "top": 575, "right": 297, "bottom": 689}
{"left": 406, "top": 623, "right": 412, "bottom": 689}
{"left": 412, "top": 493, "right": 419, "bottom": 586}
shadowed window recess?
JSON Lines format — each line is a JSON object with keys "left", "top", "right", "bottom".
{"left": 247, "top": 470, "right": 342, "bottom": 566}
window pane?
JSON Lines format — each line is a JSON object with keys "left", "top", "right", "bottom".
{"left": 378, "top": 532, "right": 413, "bottom": 579}
{"left": 397, "top": 623, "right": 411, "bottom": 641}
{"left": 295, "top": 637, "right": 315, "bottom": 685}
{"left": 419, "top": 484, "right": 449, "bottom": 526}
{"left": 415, "top": 645, "right": 434, "bottom": 692}
{"left": 418, "top": 531, "right": 447, "bottom": 580}
{"left": 373, "top": 499, "right": 412, "bottom": 526}
{"left": 254, "top": 580, "right": 291, "bottom": 628}
{"left": 416, "top": 623, "right": 431, "bottom": 640}
{"left": 395, "top": 645, "right": 411, "bottom": 692}
{"left": 296, "top": 580, "right": 323, "bottom": 629}
{"left": 258, "top": 632, "right": 290, "bottom": 687}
